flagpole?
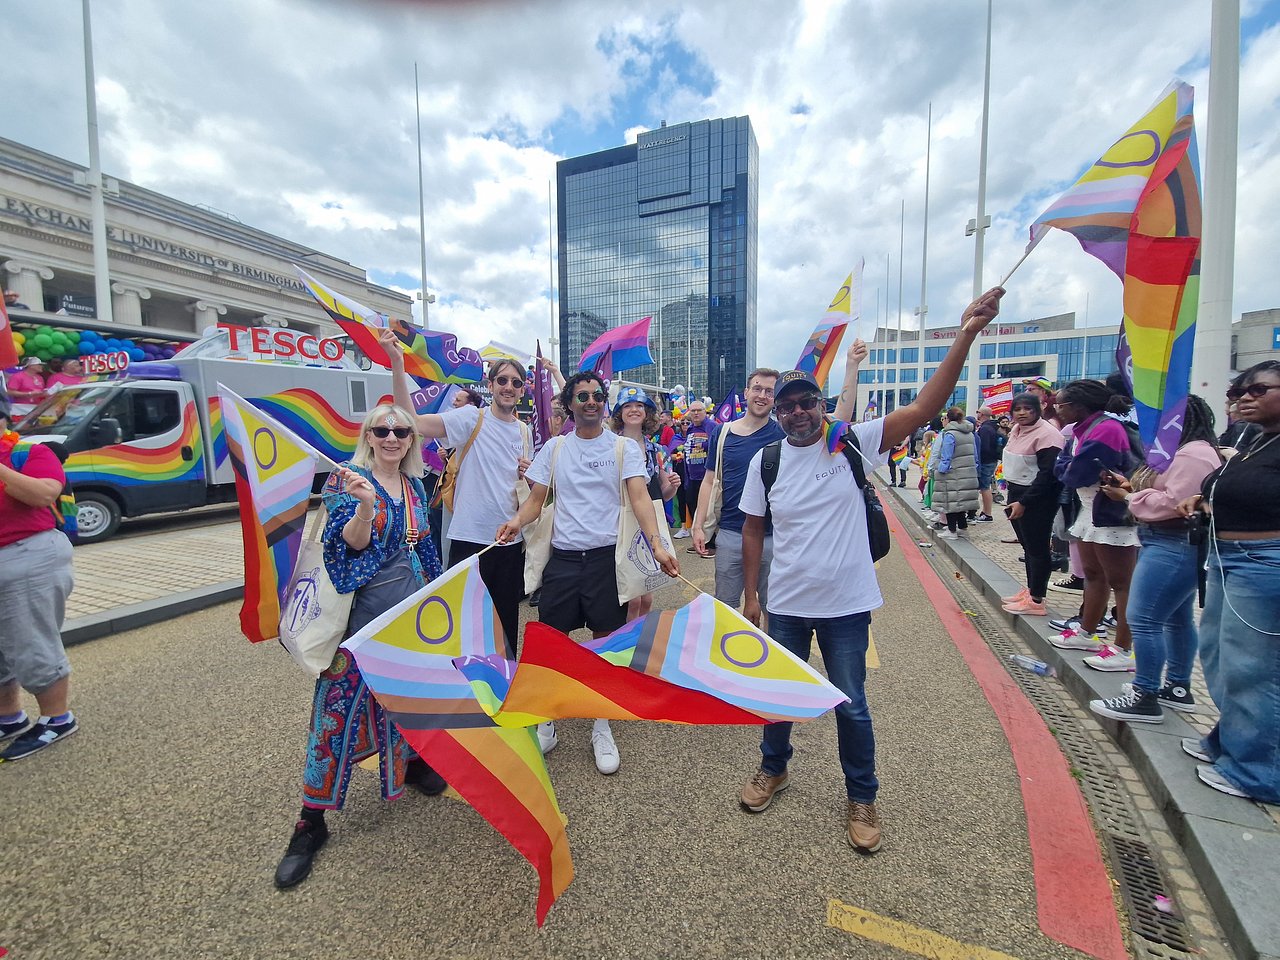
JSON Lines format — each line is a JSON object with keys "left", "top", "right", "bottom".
{"left": 547, "top": 180, "right": 558, "bottom": 360}
{"left": 1193, "top": 0, "right": 1240, "bottom": 416}
{"left": 81, "top": 0, "right": 113, "bottom": 325}
{"left": 415, "top": 62, "right": 430, "bottom": 330}
{"left": 896, "top": 199, "right": 905, "bottom": 415}
{"left": 966, "top": 0, "right": 993, "bottom": 414}
{"left": 915, "top": 103, "right": 932, "bottom": 400}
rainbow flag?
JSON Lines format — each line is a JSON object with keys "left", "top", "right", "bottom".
{"left": 341, "top": 557, "right": 571, "bottom": 925}
{"left": 457, "top": 593, "right": 848, "bottom": 727}
{"left": 217, "top": 384, "right": 327, "bottom": 643}
{"left": 1027, "top": 82, "right": 1201, "bottom": 469}
{"left": 890, "top": 447, "right": 908, "bottom": 466}
{"left": 296, "top": 267, "right": 482, "bottom": 384}
{"left": 797, "top": 261, "right": 863, "bottom": 387}
{"left": 579, "top": 316, "right": 653, "bottom": 373}
{"left": 823, "top": 418, "right": 852, "bottom": 455}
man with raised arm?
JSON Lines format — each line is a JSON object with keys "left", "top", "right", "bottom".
{"left": 735, "top": 288, "right": 1004, "bottom": 855}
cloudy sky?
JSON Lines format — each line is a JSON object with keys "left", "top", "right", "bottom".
{"left": 3, "top": 0, "right": 1278, "bottom": 373}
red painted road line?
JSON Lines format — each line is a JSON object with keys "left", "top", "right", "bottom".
{"left": 885, "top": 495, "right": 1129, "bottom": 960}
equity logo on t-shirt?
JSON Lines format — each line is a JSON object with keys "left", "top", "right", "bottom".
{"left": 815, "top": 460, "right": 850, "bottom": 482}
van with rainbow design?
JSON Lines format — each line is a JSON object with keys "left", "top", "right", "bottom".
{"left": 15, "top": 327, "right": 395, "bottom": 542}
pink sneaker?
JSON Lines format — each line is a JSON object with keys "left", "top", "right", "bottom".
{"left": 1002, "top": 596, "right": 1047, "bottom": 616}
{"left": 1001, "top": 587, "right": 1031, "bottom": 604}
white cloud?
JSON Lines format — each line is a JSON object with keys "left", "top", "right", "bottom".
{"left": 1, "top": 0, "right": 1275, "bottom": 380}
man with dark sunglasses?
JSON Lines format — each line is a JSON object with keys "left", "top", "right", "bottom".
{"left": 735, "top": 287, "right": 1005, "bottom": 855}
{"left": 497, "top": 370, "right": 679, "bottom": 775}
{"left": 388, "top": 333, "right": 531, "bottom": 658}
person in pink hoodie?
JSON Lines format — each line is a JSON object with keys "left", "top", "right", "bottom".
{"left": 999, "top": 393, "right": 1064, "bottom": 616}
{"left": 1088, "top": 395, "right": 1222, "bottom": 724}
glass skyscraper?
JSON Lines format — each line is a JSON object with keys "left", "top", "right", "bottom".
{"left": 556, "top": 116, "right": 758, "bottom": 402}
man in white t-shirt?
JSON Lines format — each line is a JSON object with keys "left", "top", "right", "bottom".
{"left": 498, "top": 371, "right": 679, "bottom": 775}
{"left": 390, "top": 343, "right": 530, "bottom": 658}
{"left": 735, "top": 287, "right": 1005, "bottom": 855}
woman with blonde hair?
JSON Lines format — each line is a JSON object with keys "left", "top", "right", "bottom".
{"left": 273, "top": 402, "right": 443, "bottom": 890}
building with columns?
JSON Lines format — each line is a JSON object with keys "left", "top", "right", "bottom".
{"left": 0, "top": 136, "right": 409, "bottom": 347}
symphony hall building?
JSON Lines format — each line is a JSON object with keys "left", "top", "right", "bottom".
{"left": 0, "top": 136, "right": 410, "bottom": 348}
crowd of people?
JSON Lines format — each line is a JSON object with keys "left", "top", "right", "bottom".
{"left": 902, "top": 363, "right": 1279, "bottom": 807}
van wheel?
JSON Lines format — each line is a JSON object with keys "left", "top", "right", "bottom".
{"left": 74, "top": 493, "right": 122, "bottom": 543}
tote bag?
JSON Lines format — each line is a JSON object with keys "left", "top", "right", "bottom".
{"left": 700, "top": 425, "right": 731, "bottom": 539}
{"left": 279, "top": 506, "right": 354, "bottom": 677}
{"left": 522, "top": 437, "right": 563, "bottom": 594}
{"left": 615, "top": 437, "right": 676, "bottom": 605}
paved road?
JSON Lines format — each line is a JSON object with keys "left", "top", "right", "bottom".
{"left": 6, "top": 544, "right": 1126, "bottom": 960}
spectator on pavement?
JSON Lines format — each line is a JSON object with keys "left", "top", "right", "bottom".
{"left": 0, "top": 414, "right": 78, "bottom": 763}
{"left": 497, "top": 371, "right": 679, "bottom": 776}
{"left": 681, "top": 401, "right": 716, "bottom": 554}
{"left": 1022, "top": 377, "right": 1059, "bottom": 427}
{"left": 273, "top": 403, "right": 445, "bottom": 890}
{"left": 736, "top": 286, "right": 1005, "bottom": 855}
{"left": 392, "top": 343, "right": 531, "bottom": 658}
{"left": 973, "top": 406, "right": 1000, "bottom": 522}
{"left": 1049, "top": 379, "right": 1139, "bottom": 671}
{"left": 1090, "top": 395, "right": 1221, "bottom": 724}
{"left": 1177, "top": 361, "right": 1280, "bottom": 804}
{"left": 1000, "top": 393, "right": 1063, "bottom": 617}
{"left": 932, "top": 407, "right": 980, "bottom": 539}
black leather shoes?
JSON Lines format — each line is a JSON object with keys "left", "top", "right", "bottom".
{"left": 406, "top": 758, "right": 448, "bottom": 796}
{"left": 274, "top": 819, "right": 329, "bottom": 889}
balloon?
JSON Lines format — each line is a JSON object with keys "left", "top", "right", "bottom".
{"left": 32, "top": 333, "right": 52, "bottom": 348}
{"left": 36, "top": 325, "right": 53, "bottom": 336}
{"left": 161, "top": 347, "right": 175, "bottom": 359}
{"left": 128, "top": 347, "right": 145, "bottom": 361}
{"left": 105, "top": 338, "right": 122, "bottom": 350}
{"left": 79, "top": 343, "right": 94, "bottom": 356}
{"left": 11, "top": 331, "right": 23, "bottom": 346}
{"left": 64, "top": 330, "right": 81, "bottom": 344}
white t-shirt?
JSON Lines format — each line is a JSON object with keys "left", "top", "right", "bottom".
{"left": 525, "top": 430, "right": 646, "bottom": 550}
{"left": 439, "top": 405, "right": 529, "bottom": 545}
{"left": 738, "top": 419, "right": 888, "bottom": 619}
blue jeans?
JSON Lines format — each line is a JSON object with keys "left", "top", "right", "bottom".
{"left": 1128, "top": 527, "right": 1199, "bottom": 693}
{"left": 760, "top": 612, "right": 878, "bottom": 803}
{"left": 1198, "top": 538, "right": 1280, "bottom": 804}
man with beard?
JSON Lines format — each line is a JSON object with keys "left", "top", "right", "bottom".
{"left": 498, "top": 371, "right": 679, "bottom": 774}
{"left": 735, "top": 287, "right": 1005, "bottom": 855}
{"left": 390, "top": 340, "right": 530, "bottom": 659}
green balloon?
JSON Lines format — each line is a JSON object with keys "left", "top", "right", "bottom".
{"left": 64, "top": 330, "right": 81, "bottom": 343}
{"left": 50, "top": 342, "right": 67, "bottom": 357}
{"left": 36, "top": 325, "right": 54, "bottom": 336}
{"left": 32, "top": 332, "right": 53, "bottom": 348}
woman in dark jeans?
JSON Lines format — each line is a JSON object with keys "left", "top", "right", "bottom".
{"left": 999, "top": 393, "right": 1063, "bottom": 616}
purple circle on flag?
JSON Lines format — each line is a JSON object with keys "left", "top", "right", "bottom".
{"left": 1096, "top": 129, "right": 1161, "bottom": 168}
{"left": 253, "top": 427, "right": 277, "bottom": 470}
{"left": 720, "top": 630, "right": 769, "bottom": 668}
{"left": 416, "top": 596, "right": 454, "bottom": 645}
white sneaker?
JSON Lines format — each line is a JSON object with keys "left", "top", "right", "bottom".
{"left": 1047, "top": 629, "right": 1107, "bottom": 652}
{"left": 672, "top": 527, "right": 691, "bottom": 539}
{"left": 1197, "top": 764, "right": 1248, "bottom": 798}
{"left": 537, "top": 721, "right": 558, "bottom": 755}
{"left": 938, "top": 529, "right": 959, "bottom": 540}
{"left": 591, "top": 719, "right": 620, "bottom": 775}
{"left": 1083, "top": 644, "right": 1136, "bottom": 672}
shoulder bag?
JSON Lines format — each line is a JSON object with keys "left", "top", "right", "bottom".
{"left": 699, "top": 424, "right": 732, "bottom": 540}
{"left": 615, "top": 436, "right": 676, "bottom": 604}
{"left": 522, "top": 436, "right": 563, "bottom": 594}
{"left": 437, "top": 410, "right": 486, "bottom": 512}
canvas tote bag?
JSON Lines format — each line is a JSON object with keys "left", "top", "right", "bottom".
{"left": 615, "top": 436, "right": 676, "bottom": 605}
{"left": 700, "top": 424, "right": 731, "bottom": 539}
{"left": 279, "top": 506, "right": 354, "bottom": 677}
{"left": 522, "top": 436, "right": 563, "bottom": 594}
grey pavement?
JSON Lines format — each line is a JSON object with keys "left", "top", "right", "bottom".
{"left": 880, "top": 461, "right": 1280, "bottom": 960}
{"left": 10, "top": 518, "right": 1113, "bottom": 960}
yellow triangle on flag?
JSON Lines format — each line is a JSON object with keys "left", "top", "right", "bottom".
{"left": 235, "top": 402, "right": 315, "bottom": 483}
{"left": 707, "top": 600, "right": 830, "bottom": 686}
{"left": 1078, "top": 86, "right": 1180, "bottom": 186}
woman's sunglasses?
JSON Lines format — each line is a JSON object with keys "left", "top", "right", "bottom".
{"left": 574, "top": 390, "right": 607, "bottom": 403}
{"left": 370, "top": 426, "right": 414, "bottom": 439}
{"left": 1226, "top": 383, "right": 1280, "bottom": 401}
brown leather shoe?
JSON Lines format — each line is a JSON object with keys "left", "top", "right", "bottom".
{"left": 847, "top": 801, "right": 882, "bottom": 854}
{"left": 739, "top": 768, "right": 789, "bottom": 812}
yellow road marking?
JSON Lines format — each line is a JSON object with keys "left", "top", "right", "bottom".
{"left": 867, "top": 630, "right": 880, "bottom": 669}
{"left": 827, "top": 900, "right": 1021, "bottom": 960}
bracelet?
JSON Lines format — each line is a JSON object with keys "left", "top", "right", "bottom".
{"left": 354, "top": 508, "right": 375, "bottom": 523}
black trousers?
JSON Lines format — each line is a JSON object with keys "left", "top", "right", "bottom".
{"left": 449, "top": 538, "right": 525, "bottom": 658}
{"left": 1007, "top": 482, "right": 1057, "bottom": 599}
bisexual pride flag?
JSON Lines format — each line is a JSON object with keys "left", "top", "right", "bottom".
{"left": 578, "top": 316, "right": 653, "bottom": 374}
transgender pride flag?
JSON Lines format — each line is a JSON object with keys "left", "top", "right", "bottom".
{"left": 579, "top": 316, "right": 653, "bottom": 373}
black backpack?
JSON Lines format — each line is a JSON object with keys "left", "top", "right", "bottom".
{"left": 760, "top": 429, "right": 891, "bottom": 563}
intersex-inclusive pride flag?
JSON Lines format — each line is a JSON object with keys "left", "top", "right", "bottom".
{"left": 296, "top": 267, "right": 483, "bottom": 384}
{"left": 1026, "top": 81, "right": 1201, "bottom": 470}
{"left": 341, "top": 557, "right": 572, "bottom": 926}
{"left": 456, "top": 592, "right": 848, "bottom": 728}
{"left": 217, "top": 384, "right": 328, "bottom": 643}
{"left": 578, "top": 316, "right": 653, "bottom": 373}
{"left": 797, "top": 261, "right": 864, "bottom": 387}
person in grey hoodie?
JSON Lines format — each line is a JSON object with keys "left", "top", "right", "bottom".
{"left": 932, "top": 407, "right": 980, "bottom": 538}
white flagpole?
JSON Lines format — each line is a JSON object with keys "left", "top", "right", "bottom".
{"left": 415, "top": 62, "right": 430, "bottom": 329}
{"left": 81, "top": 0, "right": 113, "bottom": 325}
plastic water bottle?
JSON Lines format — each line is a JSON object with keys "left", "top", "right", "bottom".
{"left": 1009, "top": 654, "right": 1055, "bottom": 677}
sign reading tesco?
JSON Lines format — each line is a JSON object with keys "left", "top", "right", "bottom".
{"left": 217, "top": 322, "right": 346, "bottom": 363}
{"left": 84, "top": 351, "right": 130, "bottom": 375}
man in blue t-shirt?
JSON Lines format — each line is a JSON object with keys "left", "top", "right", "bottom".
{"left": 681, "top": 401, "right": 716, "bottom": 553}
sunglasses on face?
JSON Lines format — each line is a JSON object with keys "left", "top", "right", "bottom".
{"left": 1226, "top": 383, "right": 1280, "bottom": 401}
{"left": 775, "top": 395, "right": 822, "bottom": 416}
{"left": 492, "top": 375, "right": 523, "bottom": 387}
{"left": 575, "top": 390, "right": 607, "bottom": 403}
{"left": 370, "top": 426, "right": 413, "bottom": 439}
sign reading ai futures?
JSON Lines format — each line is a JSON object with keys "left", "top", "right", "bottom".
{"left": 1, "top": 195, "right": 306, "bottom": 293}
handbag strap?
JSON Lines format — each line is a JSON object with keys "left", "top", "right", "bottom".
{"left": 454, "top": 409, "right": 486, "bottom": 470}
{"left": 401, "top": 473, "right": 421, "bottom": 544}
{"left": 615, "top": 435, "right": 627, "bottom": 505}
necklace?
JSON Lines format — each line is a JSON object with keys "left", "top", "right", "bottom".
{"left": 1242, "top": 432, "right": 1280, "bottom": 461}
